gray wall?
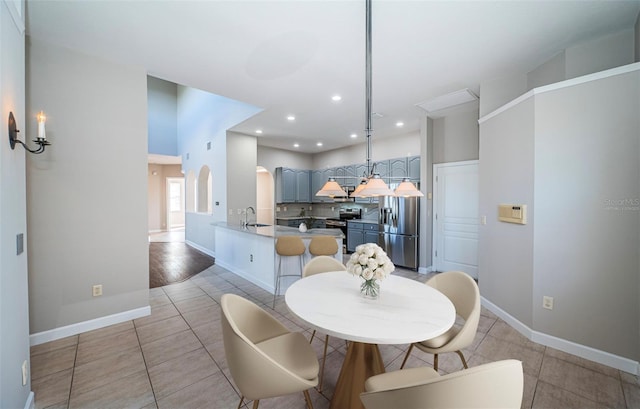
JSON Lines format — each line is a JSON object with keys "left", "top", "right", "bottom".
{"left": 432, "top": 109, "right": 479, "bottom": 164}
{"left": 177, "top": 85, "right": 261, "bottom": 253}
{"left": 636, "top": 11, "right": 640, "bottom": 62}
{"left": 227, "top": 131, "right": 257, "bottom": 226}
{"left": 257, "top": 145, "right": 312, "bottom": 177}
{"left": 480, "top": 68, "right": 640, "bottom": 361}
{"left": 26, "top": 38, "right": 150, "bottom": 333}
{"left": 532, "top": 70, "right": 639, "bottom": 359}
{"left": 311, "top": 132, "right": 420, "bottom": 170}
{"left": 1, "top": 1, "right": 32, "bottom": 407}
{"left": 147, "top": 76, "right": 177, "bottom": 156}
{"left": 481, "top": 29, "right": 636, "bottom": 116}
{"left": 479, "top": 98, "right": 536, "bottom": 327}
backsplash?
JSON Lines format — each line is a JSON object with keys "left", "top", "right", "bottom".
{"left": 275, "top": 202, "right": 377, "bottom": 220}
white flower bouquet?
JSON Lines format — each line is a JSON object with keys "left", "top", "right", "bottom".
{"left": 346, "top": 243, "right": 395, "bottom": 298}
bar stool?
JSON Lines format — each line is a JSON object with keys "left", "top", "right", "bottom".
{"left": 273, "top": 236, "right": 306, "bottom": 308}
{"left": 308, "top": 236, "right": 339, "bottom": 257}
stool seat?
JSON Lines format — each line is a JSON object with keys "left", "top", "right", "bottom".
{"left": 308, "top": 236, "right": 338, "bottom": 256}
{"left": 273, "top": 236, "right": 306, "bottom": 308}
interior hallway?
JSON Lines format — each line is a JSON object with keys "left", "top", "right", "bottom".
{"left": 29, "top": 261, "right": 640, "bottom": 409}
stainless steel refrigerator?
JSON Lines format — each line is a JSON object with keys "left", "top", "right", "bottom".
{"left": 378, "top": 191, "right": 419, "bottom": 269}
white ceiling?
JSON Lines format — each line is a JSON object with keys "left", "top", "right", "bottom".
{"left": 26, "top": 0, "right": 640, "bottom": 154}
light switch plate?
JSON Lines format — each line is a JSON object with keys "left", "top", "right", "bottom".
{"left": 16, "top": 233, "right": 24, "bottom": 255}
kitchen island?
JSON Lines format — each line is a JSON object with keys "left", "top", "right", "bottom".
{"left": 213, "top": 222, "right": 344, "bottom": 294}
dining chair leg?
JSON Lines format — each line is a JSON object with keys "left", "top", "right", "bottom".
{"left": 309, "top": 329, "right": 317, "bottom": 343}
{"left": 237, "top": 397, "right": 244, "bottom": 409}
{"left": 317, "top": 334, "right": 329, "bottom": 392}
{"left": 252, "top": 399, "right": 260, "bottom": 409}
{"left": 303, "top": 389, "right": 314, "bottom": 409}
{"left": 400, "top": 343, "right": 414, "bottom": 369}
{"left": 455, "top": 350, "right": 469, "bottom": 369}
{"left": 433, "top": 354, "right": 439, "bottom": 371}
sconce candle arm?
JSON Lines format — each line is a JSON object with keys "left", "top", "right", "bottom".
{"left": 8, "top": 112, "right": 51, "bottom": 155}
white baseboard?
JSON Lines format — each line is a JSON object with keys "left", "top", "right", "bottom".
{"left": 29, "top": 306, "right": 150, "bottom": 346}
{"left": 418, "top": 266, "right": 433, "bottom": 274}
{"left": 185, "top": 240, "right": 215, "bottom": 258}
{"left": 481, "top": 297, "right": 639, "bottom": 376}
{"left": 24, "top": 391, "right": 34, "bottom": 409}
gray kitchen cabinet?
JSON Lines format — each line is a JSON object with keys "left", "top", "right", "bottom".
{"left": 347, "top": 221, "right": 364, "bottom": 252}
{"left": 276, "top": 167, "right": 311, "bottom": 203}
{"left": 408, "top": 155, "right": 420, "bottom": 182}
{"left": 389, "top": 158, "right": 409, "bottom": 181}
{"left": 311, "top": 169, "right": 335, "bottom": 203}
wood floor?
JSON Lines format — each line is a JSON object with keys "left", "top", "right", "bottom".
{"left": 149, "top": 242, "right": 215, "bottom": 288}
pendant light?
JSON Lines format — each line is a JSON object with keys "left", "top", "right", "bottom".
{"left": 317, "top": 0, "right": 422, "bottom": 198}
{"left": 315, "top": 177, "right": 348, "bottom": 197}
{"left": 349, "top": 0, "right": 394, "bottom": 198}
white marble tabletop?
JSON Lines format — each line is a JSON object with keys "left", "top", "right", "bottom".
{"left": 285, "top": 271, "right": 456, "bottom": 344}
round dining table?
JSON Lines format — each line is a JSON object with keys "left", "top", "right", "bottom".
{"left": 285, "top": 271, "right": 456, "bottom": 409}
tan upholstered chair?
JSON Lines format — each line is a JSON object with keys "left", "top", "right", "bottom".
{"left": 400, "top": 271, "right": 480, "bottom": 371}
{"left": 273, "top": 236, "right": 306, "bottom": 308}
{"left": 360, "top": 359, "right": 523, "bottom": 409}
{"left": 301, "top": 255, "right": 347, "bottom": 391}
{"left": 221, "top": 293, "right": 319, "bottom": 409}
{"left": 308, "top": 235, "right": 339, "bottom": 257}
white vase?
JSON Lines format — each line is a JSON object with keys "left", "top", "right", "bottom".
{"left": 298, "top": 222, "right": 307, "bottom": 232}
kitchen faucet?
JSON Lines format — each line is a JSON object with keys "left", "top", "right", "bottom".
{"left": 243, "top": 206, "right": 256, "bottom": 227}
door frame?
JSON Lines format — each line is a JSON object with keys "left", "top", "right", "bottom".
{"left": 432, "top": 160, "right": 479, "bottom": 274}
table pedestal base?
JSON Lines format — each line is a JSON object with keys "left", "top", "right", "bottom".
{"left": 329, "top": 342, "right": 385, "bottom": 409}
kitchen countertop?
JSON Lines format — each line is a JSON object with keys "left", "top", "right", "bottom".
{"left": 214, "top": 222, "right": 344, "bottom": 239}
{"left": 276, "top": 216, "right": 332, "bottom": 220}
{"left": 347, "top": 219, "right": 378, "bottom": 224}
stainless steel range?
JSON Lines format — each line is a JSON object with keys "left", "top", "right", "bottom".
{"left": 326, "top": 208, "right": 361, "bottom": 252}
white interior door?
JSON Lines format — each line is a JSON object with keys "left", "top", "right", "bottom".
{"left": 433, "top": 161, "right": 479, "bottom": 278}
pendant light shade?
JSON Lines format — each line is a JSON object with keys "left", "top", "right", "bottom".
{"left": 394, "top": 178, "right": 424, "bottom": 197}
{"left": 351, "top": 174, "right": 395, "bottom": 197}
{"left": 316, "top": 178, "right": 348, "bottom": 197}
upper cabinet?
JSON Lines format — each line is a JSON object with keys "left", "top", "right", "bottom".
{"left": 276, "top": 167, "right": 310, "bottom": 203}
{"left": 277, "top": 155, "right": 420, "bottom": 203}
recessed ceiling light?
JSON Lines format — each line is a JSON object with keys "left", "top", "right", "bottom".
{"left": 256, "top": 129, "right": 263, "bottom": 134}
{"left": 396, "top": 122, "right": 404, "bottom": 127}
{"left": 293, "top": 143, "right": 299, "bottom": 148}
{"left": 316, "top": 142, "right": 323, "bottom": 147}
{"left": 287, "top": 115, "right": 295, "bottom": 121}
{"left": 350, "top": 133, "right": 358, "bottom": 138}
{"left": 331, "top": 95, "right": 342, "bottom": 102}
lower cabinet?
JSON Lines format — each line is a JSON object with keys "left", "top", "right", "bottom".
{"left": 347, "top": 222, "right": 379, "bottom": 252}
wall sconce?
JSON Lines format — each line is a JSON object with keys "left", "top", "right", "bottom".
{"left": 8, "top": 111, "right": 51, "bottom": 154}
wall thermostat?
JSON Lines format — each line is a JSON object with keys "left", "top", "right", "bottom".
{"left": 498, "top": 204, "right": 527, "bottom": 224}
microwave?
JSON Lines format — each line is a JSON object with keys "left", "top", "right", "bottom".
{"left": 333, "top": 185, "right": 355, "bottom": 202}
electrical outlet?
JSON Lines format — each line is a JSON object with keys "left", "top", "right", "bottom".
{"left": 92, "top": 285, "right": 103, "bottom": 297}
{"left": 237, "top": 209, "right": 242, "bottom": 215}
{"left": 543, "top": 296, "right": 554, "bottom": 310}
{"left": 365, "top": 208, "right": 368, "bottom": 213}
{"left": 283, "top": 206, "right": 287, "bottom": 211}
{"left": 481, "top": 215, "right": 487, "bottom": 225}
{"left": 276, "top": 207, "right": 280, "bottom": 212}
{"left": 229, "top": 209, "right": 233, "bottom": 216}
{"left": 250, "top": 254, "right": 253, "bottom": 262}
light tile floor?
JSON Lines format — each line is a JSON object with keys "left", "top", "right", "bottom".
{"left": 31, "top": 264, "right": 640, "bottom": 409}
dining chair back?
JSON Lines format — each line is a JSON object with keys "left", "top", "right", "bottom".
{"left": 221, "top": 293, "right": 319, "bottom": 408}
{"left": 400, "top": 271, "right": 480, "bottom": 371}
{"left": 302, "top": 255, "right": 346, "bottom": 277}
{"left": 360, "top": 359, "right": 523, "bottom": 409}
